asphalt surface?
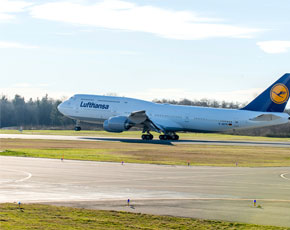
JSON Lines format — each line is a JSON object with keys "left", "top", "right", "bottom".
{"left": 1, "top": 156, "right": 290, "bottom": 227}
{"left": 1, "top": 133, "right": 290, "bottom": 147}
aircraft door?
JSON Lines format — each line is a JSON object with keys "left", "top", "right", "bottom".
{"left": 72, "top": 97, "right": 79, "bottom": 115}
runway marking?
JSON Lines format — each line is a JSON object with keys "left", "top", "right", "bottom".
{"left": 280, "top": 172, "right": 290, "bottom": 181}
{"left": 0, "top": 169, "right": 32, "bottom": 183}
{"left": 14, "top": 171, "right": 32, "bottom": 183}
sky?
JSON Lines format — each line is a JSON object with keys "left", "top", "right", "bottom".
{"left": 0, "top": 0, "right": 290, "bottom": 108}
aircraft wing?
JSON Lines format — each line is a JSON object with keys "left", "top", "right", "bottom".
{"left": 128, "top": 110, "right": 147, "bottom": 123}
{"left": 128, "top": 110, "right": 163, "bottom": 132}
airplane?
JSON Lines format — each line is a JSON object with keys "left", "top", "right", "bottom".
{"left": 58, "top": 73, "right": 290, "bottom": 140}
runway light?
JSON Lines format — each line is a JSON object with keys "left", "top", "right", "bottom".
{"left": 127, "top": 199, "right": 130, "bottom": 206}
{"left": 254, "top": 200, "right": 256, "bottom": 206}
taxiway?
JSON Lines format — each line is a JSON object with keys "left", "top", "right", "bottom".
{"left": 1, "top": 156, "right": 290, "bottom": 227}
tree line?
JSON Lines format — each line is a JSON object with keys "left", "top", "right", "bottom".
{"left": 0, "top": 94, "right": 73, "bottom": 128}
{"left": 153, "top": 98, "right": 246, "bottom": 109}
{"left": 0, "top": 95, "right": 289, "bottom": 137}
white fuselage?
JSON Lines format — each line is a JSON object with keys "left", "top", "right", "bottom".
{"left": 58, "top": 94, "right": 289, "bottom": 133}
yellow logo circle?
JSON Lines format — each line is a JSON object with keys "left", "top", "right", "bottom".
{"left": 270, "top": 83, "right": 289, "bottom": 104}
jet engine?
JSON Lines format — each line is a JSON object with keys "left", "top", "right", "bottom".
{"left": 103, "top": 116, "right": 132, "bottom": 133}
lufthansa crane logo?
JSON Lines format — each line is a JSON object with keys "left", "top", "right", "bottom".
{"left": 270, "top": 83, "right": 289, "bottom": 104}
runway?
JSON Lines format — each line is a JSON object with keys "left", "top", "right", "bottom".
{"left": 1, "top": 133, "right": 290, "bottom": 147}
{"left": 1, "top": 156, "right": 290, "bottom": 227}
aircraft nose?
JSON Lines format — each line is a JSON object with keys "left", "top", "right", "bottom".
{"left": 57, "top": 102, "right": 64, "bottom": 114}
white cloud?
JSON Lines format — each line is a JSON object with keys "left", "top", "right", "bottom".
{"left": 257, "top": 41, "right": 290, "bottom": 54}
{"left": 12, "top": 83, "right": 32, "bottom": 88}
{"left": 29, "top": 0, "right": 259, "bottom": 40}
{"left": 0, "top": 41, "right": 38, "bottom": 49}
{"left": 1, "top": 85, "right": 71, "bottom": 101}
{"left": 0, "top": 0, "right": 32, "bottom": 22}
{"left": 1, "top": 84, "right": 262, "bottom": 103}
{"left": 123, "top": 87, "right": 263, "bottom": 104}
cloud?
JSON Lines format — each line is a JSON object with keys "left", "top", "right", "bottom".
{"left": 257, "top": 41, "right": 290, "bottom": 54}
{"left": 0, "top": 0, "right": 32, "bottom": 22}
{"left": 1, "top": 82, "right": 262, "bottom": 103}
{"left": 29, "top": 0, "right": 259, "bottom": 40}
{"left": 1, "top": 84, "right": 72, "bottom": 101}
{"left": 12, "top": 83, "right": 32, "bottom": 88}
{"left": 123, "top": 87, "right": 263, "bottom": 104}
{"left": 0, "top": 41, "right": 38, "bottom": 49}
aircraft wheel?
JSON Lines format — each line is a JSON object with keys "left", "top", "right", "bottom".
{"left": 75, "top": 126, "right": 81, "bottom": 131}
{"left": 142, "top": 134, "right": 153, "bottom": 140}
{"left": 159, "top": 135, "right": 173, "bottom": 140}
{"left": 173, "top": 135, "right": 179, "bottom": 140}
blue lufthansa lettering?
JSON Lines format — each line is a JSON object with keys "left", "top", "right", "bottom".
{"left": 80, "top": 101, "right": 109, "bottom": 109}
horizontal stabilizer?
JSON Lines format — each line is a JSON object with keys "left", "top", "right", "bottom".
{"left": 250, "top": 114, "right": 281, "bottom": 121}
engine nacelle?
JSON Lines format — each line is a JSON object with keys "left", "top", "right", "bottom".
{"left": 103, "top": 116, "right": 131, "bottom": 133}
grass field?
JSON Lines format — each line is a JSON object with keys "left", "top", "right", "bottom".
{"left": 1, "top": 138, "right": 290, "bottom": 167}
{"left": 1, "top": 129, "right": 290, "bottom": 142}
{"left": 0, "top": 203, "right": 287, "bottom": 230}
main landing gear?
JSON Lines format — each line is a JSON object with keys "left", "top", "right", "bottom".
{"left": 141, "top": 132, "right": 179, "bottom": 141}
{"left": 74, "top": 120, "right": 81, "bottom": 131}
{"left": 141, "top": 133, "right": 153, "bottom": 140}
{"left": 159, "top": 134, "right": 179, "bottom": 140}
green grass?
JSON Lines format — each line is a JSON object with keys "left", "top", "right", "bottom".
{"left": 1, "top": 129, "right": 289, "bottom": 142}
{"left": 1, "top": 149, "right": 129, "bottom": 163}
{"left": 0, "top": 203, "right": 287, "bottom": 230}
{"left": 1, "top": 141, "right": 290, "bottom": 167}
{"left": 1, "top": 131, "right": 290, "bottom": 167}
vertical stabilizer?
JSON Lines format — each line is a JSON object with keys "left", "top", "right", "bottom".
{"left": 242, "top": 73, "right": 290, "bottom": 112}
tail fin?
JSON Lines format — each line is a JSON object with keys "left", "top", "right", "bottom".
{"left": 241, "top": 73, "right": 290, "bottom": 112}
